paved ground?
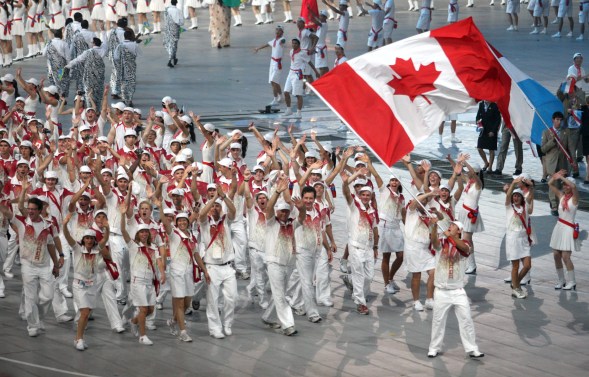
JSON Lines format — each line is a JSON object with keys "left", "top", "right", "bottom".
{"left": 1, "top": 3, "right": 588, "bottom": 377}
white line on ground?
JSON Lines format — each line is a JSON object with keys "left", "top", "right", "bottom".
{"left": 0, "top": 356, "right": 102, "bottom": 377}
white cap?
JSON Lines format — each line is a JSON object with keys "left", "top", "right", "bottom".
{"left": 170, "top": 188, "right": 185, "bottom": 196}
{"left": 175, "top": 212, "right": 189, "bottom": 220}
{"left": 451, "top": 221, "right": 464, "bottom": 232}
{"left": 123, "top": 107, "right": 134, "bottom": 113}
{"left": 218, "top": 158, "right": 233, "bottom": 168}
{"left": 263, "top": 132, "right": 274, "bottom": 142}
{"left": 163, "top": 209, "right": 175, "bottom": 215}
{"left": 79, "top": 125, "right": 91, "bottom": 132}
{"left": 214, "top": 198, "right": 224, "bottom": 205}
{"left": 154, "top": 111, "right": 164, "bottom": 118}
{"left": 354, "top": 160, "right": 366, "bottom": 167}
{"left": 518, "top": 172, "right": 532, "bottom": 181}
{"left": 20, "top": 140, "right": 33, "bottom": 148}
{"left": 352, "top": 178, "right": 367, "bottom": 186}
{"left": 1, "top": 73, "right": 14, "bottom": 82}
{"left": 136, "top": 224, "right": 151, "bottom": 232}
{"left": 275, "top": 201, "right": 291, "bottom": 212}
{"left": 439, "top": 184, "right": 450, "bottom": 191}
{"left": 359, "top": 186, "right": 373, "bottom": 193}
{"left": 512, "top": 188, "right": 524, "bottom": 196}
{"left": 429, "top": 170, "right": 442, "bottom": 179}
{"left": 311, "top": 169, "right": 323, "bottom": 176}
{"left": 59, "top": 134, "right": 72, "bottom": 140}
{"left": 111, "top": 102, "right": 125, "bottom": 111}
{"left": 85, "top": 107, "right": 97, "bottom": 113}
{"left": 171, "top": 165, "right": 185, "bottom": 175}
{"left": 180, "top": 148, "right": 193, "bottom": 158}
{"left": 170, "top": 138, "right": 182, "bottom": 145}
{"left": 389, "top": 174, "right": 399, "bottom": 180}
{"left": 80, "top": 166, "right": 92, "bottom": 173}
{"left": 133, "top": 108, "right": 142, "bottom": 115}
{"left": 27, "top": 118, "right": 40, "bottom": 125}
{"left": 174, "top": 154, "right": 188, "bottom": 163}
{"left": 207, "top": 183, "right": 217, "bottom": 190}
{"left": 228, "top": 129, "right": 243, "bottom": 138}
{"left": 161, "top": 96, "right": 173, "bottom": 105}
{"left": 124, "top": 129, "right": 137, "bottom": 137}
{"left": 180, "top": 115, "right": 192, "bottom": 124}
{"left": 229, "top": 142, "right": 242, "bottom": 150}
{"left": 255, "top": 191, "right": 269, "bottom": 198}
{"left": 25, "top": 77, "right": 39, "bottom": 86}
{"left": 15, "top": 97, "right": 25, "bottom": 103}
{"left": 101, "top": 168, "right": 113, "bottom": 175}
{"left": 573, "top": 52, "right": 583, "bottom": 59}
{"left": 16, "top": 159, "right": 29, "bottom": 167}
{"left": 117, "top": 173, "right": 129, "bottom": 181}
{"left": 354, "top": 153, "right": 365, "bottom": 160}
{"left": 94, "top": 209, "right": 107, "bottom": 217}
{"left": 44, "top": 171, "right": 58, "bottom": 179}
{"left": 305, "top": 150, "right": 319, "bottom": 159}
{"left": 252, "top": 165, "right": 264, "bottom": 172}
{"left": 0, "top": 138, "right": 11, "bottom": 145}
{"left": 81, "top": 229, "right": 97, "bottom": 239}
{"left": 203, "top": 123, "right": 215, "bottom": 132}
{"left": 565, "top": 176, "right": 576, "bottom": 184}
{"left": 97, "top": 136, "right": 108, "bottom": 143}
{"left": 43, "top": 85, "right": 59, "bottom": 95}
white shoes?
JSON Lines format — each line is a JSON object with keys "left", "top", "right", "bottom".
{"left": 577, "top": 34, "right": 584, "bottom": 40}
{"left": 57, "top": 314, "right": 73, "bottom": 323}
{"left": 511, "top": 287, "right": 527, "bottom": 299}
{"left": 385, "top": 282, "right": 399, "bottom": 294}
{"left": 413, "top": 301, "right": 424, "bottom": 311}
{"left": 318, "top": 300, "right": 334, "bottom": 307}
{"left": 566, "top": 31, "right": 573, "bottom": 37}
{"left": 269, "top": 98, "right": 279, "bottom": 106}
{"left": 293, "top": 110, "right": 302, "bottom": 119}
{"left": 552, "top": 32, "right": 561, "bottom": 38}
{"left": 551, "top": 18, "right": 559, "bottom": 24}
{"left": 74, "top": 339, "right": 86, "bottom": 351}
{"left": 0, "top": 290, "right": 5, "bottom": 298}
{"left": 530, "top": 28, "right": 539, "bottom": 35}
{"left": 3, "top": 270, "right": 13, "bottom": 279}
{"left": 425, "top": 298, "right": 435, "bottom": 310}
{"left": 28, "top": 328, "right": 39, "bottom": 337}
{"left": 179, "top": 330, "right": 193, "bottom": 342}
{"left": 61, "top": 288, "right": 73, "bottom": 298}
{"left": 506, "top": 25, "right": 514, "bottom": 31}
{"left": 139, "top": 335, "right": 153, "bottom": 345}
{"left": 539, "top": 28, "right": 547, "bottom": 34}
{"left": 224, "top": 327, "right": 232, "bottom": 336}
{"left": 451, "top": 136, "right": 462, "bottom": 143}
{"left": 554, "top": 281, "right": 564, "bottom": 290}
{"left": 210, "top": 331, "right": 225, "bottom": 339}
{"left": 114, "top": 326, "right": 125, "bottom": 333}
{"left": 282, "top": 108, "right": 293, "bottom": 117}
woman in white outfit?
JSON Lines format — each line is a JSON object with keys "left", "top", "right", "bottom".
{"left": 548, "top": 170, "right": 579, "bottom": 290}
{"left": 47, "top": 0, "right": 65, "bottom": 30}
{"left": 456, "top": 161, "right": 484, "bottom": 274}
{"left": 135, "top": 0, "right": 150, "bottom": 35}
{"left": 90, "top": 0, "right": 105, "bottom": 34}
{"left": 11, "top": 0, "right": 27, "bottom": 62}
{"left": 63, "top": 213, "right": 111, "bottom": 351}
{"left": 505, "top": 177, "right": 535, "bottom": 299}
{"left": 150, "top": 0, "right": 165, "bottom": 33}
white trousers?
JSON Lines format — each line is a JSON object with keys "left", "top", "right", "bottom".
{"left": 21, "top": 262, "right": 55, "bottom": 331}
{"left": 314, "top": 247, "right": 332, "bottom": 304}
{"left": 92, "top": 272, "right": 124, "bottom": 329}
{"left": 230, "top": 221, "right": 248, "bottom": 273}
{"left": 286, "top": 268, "right": 303, "bottom": 309}
{"left": 3, "top": 227, "right": 19, "bottom": 273}
{"left": 0, "top": 234, "right": 6, "bottom": 293}
{"left": 206, "top": 264, "right": 237, "bottom": 333}
{"left": 263, "top": 262, "right": 295, "bottom": 329}
{"left": 349, "top": 245, "right": 374, "bottom": 306}
{"left": 295, "top": 248, "right": 320, "bottom": 318}
{"left": 109, "top": 234, "right": 129, "bottom": 300}
{"left": 55, "top": 234, "right": 71, "bottom": 291}
{"left": 429, "top": 288, "right": 480, "bottom": 354}
{"left": 246, "top": 247, "right": 269, "bottom": 308}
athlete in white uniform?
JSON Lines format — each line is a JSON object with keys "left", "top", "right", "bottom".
{"left": 254, "top": 25, "right": 286, "bottom": 106}
{"left": 382, "top": 0, "right": 396, "bottom": 44}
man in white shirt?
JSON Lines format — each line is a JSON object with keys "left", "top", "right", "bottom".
{"left": 427, "top": 219, "right": 484, "bottom": 359}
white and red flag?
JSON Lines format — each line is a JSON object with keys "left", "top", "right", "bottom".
{"left": 309, "top": 18, "right": 513, "bottom": 166}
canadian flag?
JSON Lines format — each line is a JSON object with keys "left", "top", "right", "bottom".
{"left": 310, "top": 18, "right": 513, "bottom": 166}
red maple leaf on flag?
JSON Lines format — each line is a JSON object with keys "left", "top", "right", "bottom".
{"left": 387, "top": 58, "right": 441, "bottom": 104}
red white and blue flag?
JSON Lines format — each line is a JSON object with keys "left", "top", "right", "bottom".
{"left": 309, "top": 18, "right": 558, "bottom": 166}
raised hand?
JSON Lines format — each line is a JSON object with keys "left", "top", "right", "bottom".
{"left": 292, "top": 196, "right": 304, "bottom": 209}
{"left": 243, "top": 169, "right": 252, "bottom": 181}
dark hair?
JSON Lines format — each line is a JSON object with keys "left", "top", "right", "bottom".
{"left": 52, "top": 28, "right": 63, "bottom": 39}
{"left": 73, "top": 12, "right": 83, "bottom": 22}
{"left": 28, "top": 197, "right": 43, "bottom": 211}
{"left": 117, "top": 17, "right": 128, "bottom": 28}
{"left": 239, "top": 137, "right": 248, "bottom": 158}
{"left": 93, "top": 37, "right": 102, "bottom": 47}
{"left": 552, "top": 111, "right": 564, "bottom": 120}
{"left": 301, "top": 186, "right": 317, "bottom": 198}
{"left": 171, "top": 0, "right": 178, "bottom": 4}
{"left": 478, "top": 170, "right": 485, "bottom": 190}
{"left": 81, "top": 20, "right": 89, "bottom": 29}
{"left": 123, "top": 28, "right": 135, "bottom": 41}
{"left": 188, "top": 122, "right": 196, "bottom": 143}
{"left": 65, "top": 18, "right": 73, "bottom": 26}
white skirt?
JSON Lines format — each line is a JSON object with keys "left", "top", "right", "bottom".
{"left": 506, "top": 231, "right": 531, "bottom": 261}
{"left": 73, "top": 279, "right": 99, "bottom": 309}
{"left": 11, "top": 19, "right": 25, "bottom": 36}
{"left": 105, "top": 6, "right": 118, "bottom": 22}
{"left": 549, "top": 221, "right": 580, "bottom": 252}
{"left": 136, "top": 0, "right": 150, "bottom": 13}
{"left": 48, "top": 14, "right": 66, "bottom": 30}
{"left": 150, "top": 0, "right": 166, "bottom": 12}
{"left": 25, "top": 16, "right": 37, "bottom": 33}
{"left": 378, "top": 222, "right": 404, "bottom": 252}
{"left": 91, "top": 4, "right": 106, "bottom": 20}
{"left": 0, "top": 27, "right": 11, "bottom": 41}
{"left": 456, "top": 207, "right": 485, "bottom": 233}
{"left": 186, "top": 0, "right": 202, "bottom": 8}
{"left": 404, "top": 238, "right": 435, "bottom": 273}
{"left": 129, "top": 279, "right": 157, "bottom": 307}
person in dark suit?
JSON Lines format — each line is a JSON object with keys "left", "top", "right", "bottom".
{"left": 475, "top": 101, "right": 501, "bottom": 172}
{"left": 541, "top": 111, "right": 569, "bottom": 215}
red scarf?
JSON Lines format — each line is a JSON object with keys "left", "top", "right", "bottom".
{"left": 206, "top": 215, "right": 226, "bottom": 251}
{"left": 561, "top": 193, "right": 573, "bottom": 211}
{"left": 139, "top": 244, "right": 160, "bottom": 295}
{"left": 512, "top": 204, "right": 533, "bottom": 246}
{"left": 276, "top": 218, "right": 296, "bottom": 254}
{"left": 174, "top": 229, "right": 201, "bottom": 283}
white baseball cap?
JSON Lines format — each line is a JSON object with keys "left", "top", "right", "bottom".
{"left": 123, "top": 107, "right": 134, "bottom": 113}
{"left": 80, "top": 165, "right": 92, "bottom": 173}
{"left": 101, "top": 168, "right": 113, "bottom": 175}
{"left": 359, "top": 186, "right": 373, "bottom": 193}
{"left": 275, "top": 201, "right": 291, "bottom": 212}
{"left": 94, "top": 209, "right": 108, "bottom": 217}
{"left": 111, "top": 102, "right": 125, "bottom": 111}
{"left": 43, "top": 85, "right": 59, "bottom": 95}
{"left": 218, "top": 158, "right": 232, "bottom": 168}
{"left": 25, "top": 77, "right": 39, "bottom": 86}
{"left": 171, "top": 165, "right": 185, "bottom": 174}
{"left": 124, "top": 129, "right": 137, "bottom": 137}
{"left": 16, "top": 159, "right": 29, "bottom": 167}
{"left": 229, "top": 142, "right": 242, "bottom": 150}
{"left": 117, "top": 173, "right": 129, "bottom": 181}
{"left": 203, "top": 123, "right": 215, "bottom": 132}
{"left": 79, "top": 125, "right": 91, "bottom": 132}
{"left": 305, "top": 150, "right": 319, "bottom": 159}
{"left": 174, "top": 154, "right": 188, "bottom": 163}
{"left": 170, "top": 188, "right": 185, "bottom": 196}
{"left": 136, "top": 224, "right": 151, "bottom": 232}
{"left": 20, "top": 140, "right": 33, "bottom": 148}
{"left": 44, "top": 170, "right": 59, "bottom": 179}
{"left": 451, "top": 221, "right": 465, "bottom": 232}
{"left": 1, "top": 73, "right": 14, "bottom": 82}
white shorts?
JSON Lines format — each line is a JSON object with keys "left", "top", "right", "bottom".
{"left": 404, "top": 239, "right": 435, "bottom": 273}
{"left": 550, "top": 0, "right": 560, "bottom": 6}
{"left": 129, "top": 279, "right": 156, "bottom": 306}
{"left": 533, "top": 1, "right": 550, "bottom": 16}
{"left": 169, "top": 271, "right": 194, "bottom": 298}
{"left": 73, "top": 279, "right": 98, "bottom": 309}
{"left": 367, "top": 28, "right": 384, "bottom": 47}
{"left": 315, "top": 45, "right": 328, "bottom": 69}
{"left": 378, "top": 222, "right": 404, "bottom": 253}
{"left": 506, "top": 0, "right": 521, "bottom": 14}
{"left": 416, "top": 9, "right": 432, "bottom": 31}
{"left": 269, "top": 62, "right": 282, "bottom": 84}
{"left": 558, "top": 1, "right": 573, "bottom": 17}
{"left": 284, "top": 70, "right": 304, "bottom": 96}
{"left": 445, "top": 113, "right": 458, "bottom": 121}
{"left": 301, "top": 53, "right": 311, "bottom": 75}
{"left": 447, "top": 4, "right": 459, "bottom": 23}
{"left": 252, "top": 0, "right": 269, "bottom": 6}
{"left": 580, "top": 4, "right": 589, "bottom": 23}
{"left": 527, "top": 0, "right": 536, "bottom": 11}
{"left": 383, "top": 19, "right": 395, "bottom": 38}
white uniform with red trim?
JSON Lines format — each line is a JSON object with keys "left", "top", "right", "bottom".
{"left": 383, "top": 0, "right": 397, "bottom": 39}
{"left": 268, "top": 36, "right": 286, "bottom": 84}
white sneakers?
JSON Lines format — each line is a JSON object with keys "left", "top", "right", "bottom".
{"left": 511, "top": 287, "right": 527, "bottom": 299}
{"left": 210, "top": 331, "right": 225, "bottom": 339}
{"left": 179, "top": 330, "right": 193, "bottom": 342}
{"left": 0, "top": 290, "right": 5, "bottom": 298}
{"left": 282, "top": 108, "right": 293, "bottom": 117}
{"left": 4, "top": 270, "right": 14, "bottom": 279}
{"left": 385, "top": 281, "right": 400, "bottom": 294}
{"left": 60, "top": 288, "right": 73, "bottom": 298}
{"left": 425, "top": 298, "right": 435, "bottom": 310}
{"left": 413, "top": 301, "right": 424, "bottom": 311}
{"left": 139, "top": 335, "right": 153, "bottom": 345}
{"left": 75, "top": 339, "right": 86, "bottom": 351}
{"left": 552, "top": 32, "right": 561, "bottom": 38}
{"left": 224, "top": 326, "right": 233, "bottom": 336}
{"left": 167, "top": 319, "right": 178, "bottom": 336}
{"left": 56, "top": 314, "right": 73, "bottom": 323}
{"left": 577, "top": 34, "right": 584, "bottom": 40}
